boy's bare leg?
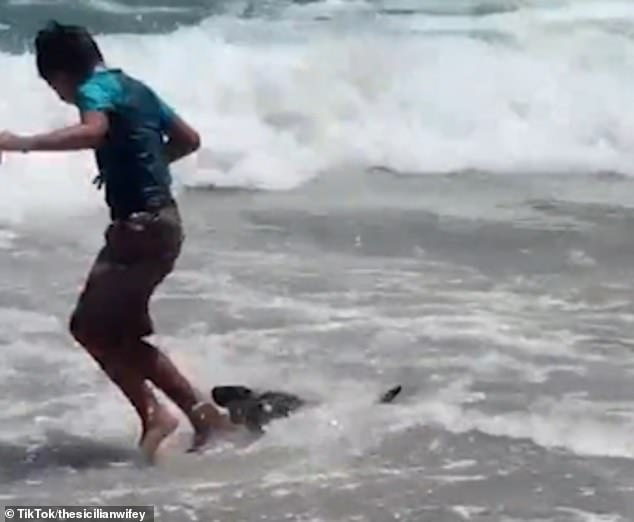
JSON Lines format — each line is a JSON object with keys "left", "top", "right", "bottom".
{"left": 137, "top": 401, "right": 179, "bottom": 460}
{"left": 83, "top": 343, "right": 179, "bottom": 460}
{"left": 128, "top": 339, "right": 233, "bottom": 451}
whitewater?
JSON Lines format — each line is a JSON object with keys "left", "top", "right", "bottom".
{"left": 1, "top": 1, "right": 634, "bottom": 521}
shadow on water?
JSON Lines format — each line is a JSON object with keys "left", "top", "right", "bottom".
{"left": 0, "top": 430, "right": 143, "bottom": 484}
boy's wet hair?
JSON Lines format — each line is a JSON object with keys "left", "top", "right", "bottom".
{"left": 35, "top": 21, "right": 104, "bottom": 83}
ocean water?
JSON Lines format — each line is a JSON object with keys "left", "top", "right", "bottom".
{"left": 1, "top": 1, "right": 634, "bottom": 521}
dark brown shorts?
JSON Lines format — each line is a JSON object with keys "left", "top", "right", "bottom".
{"left": 71, "top": 204, "right": 183, "bottom": 344}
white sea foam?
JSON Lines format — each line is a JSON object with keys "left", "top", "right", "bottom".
{"left": 0, "top": 1, "right": 633, "bottom": 224}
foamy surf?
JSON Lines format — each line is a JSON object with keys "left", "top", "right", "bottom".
{"left": 0, "top": 0, "right": 634, "bottom": 223}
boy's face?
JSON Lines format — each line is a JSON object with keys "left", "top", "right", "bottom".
{"left": 46, "top": 73, "right": 76, "bottom": 104}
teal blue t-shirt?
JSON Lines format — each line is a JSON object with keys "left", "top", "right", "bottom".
{"left": 76, "top": 68, "right": 175, "bottom": 127}
{"left": 75, "top": 67, "right": 177, "bottom": 219}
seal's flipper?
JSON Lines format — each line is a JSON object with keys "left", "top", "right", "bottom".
{"left": 378, "top": 385, "right": 402, "bottom": 404}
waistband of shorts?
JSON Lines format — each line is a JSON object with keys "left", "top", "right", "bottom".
{"left": 110, "top": 196, "right": 177, "bottom": 221}
{"left": 145, "top": 196, "right": 177, "bottom": 213}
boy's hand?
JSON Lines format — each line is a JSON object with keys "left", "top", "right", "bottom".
{"left": 0, "top": 131, "right": 31, "bottom": 152}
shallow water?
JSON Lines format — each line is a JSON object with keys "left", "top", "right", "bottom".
{"left": 1, "top": 171, "right": 633, "bottom": 521}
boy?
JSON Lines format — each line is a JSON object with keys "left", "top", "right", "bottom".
{"left": 0, "top": 21, "right": 231, "bottom": 460}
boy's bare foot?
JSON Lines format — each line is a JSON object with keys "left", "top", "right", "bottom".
{"left": 139, "top": 407, "right": 179, "bottom": 462}
{"left": 186, "top": 402, "right": 233, "bottom": 453}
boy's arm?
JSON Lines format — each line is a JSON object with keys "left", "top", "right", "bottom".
{"left": 163, "top": 114, "right": 201, "bottom": 164}
{"left": 0, "top": 112, "right": 108, "bottom": 152}
{"left": 158, "top": 98, "right": 200, "bottom": 163}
